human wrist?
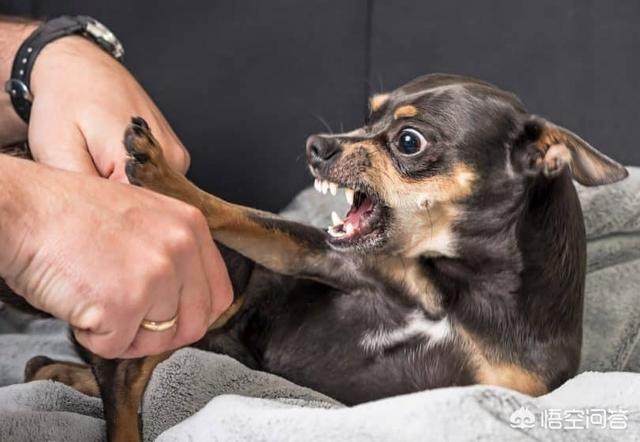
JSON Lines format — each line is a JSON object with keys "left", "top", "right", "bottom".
{"left": 0, "top": 18, "right": 39, "bottom": 144}
{"left": 29, "top": 34, "right": 109, "bottom": 97}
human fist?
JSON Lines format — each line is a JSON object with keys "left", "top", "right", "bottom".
{"left": 0, "top": 156, "right": 233, "bottom": 358}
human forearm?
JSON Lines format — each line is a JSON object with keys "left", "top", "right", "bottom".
{"left": 0, "top": 17, "right": 39, "bottom": 145}
{"left": 0, "top": 154, "right": 35, "bottom": 275}
{"left": 1, "top": 15, "right": 189, "bottom": 178}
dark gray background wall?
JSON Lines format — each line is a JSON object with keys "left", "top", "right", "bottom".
{"left": 2, "top": 0, "right": 639, "bottom": 211}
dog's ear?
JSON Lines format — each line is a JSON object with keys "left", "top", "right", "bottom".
{"left": 514, "top": 116, "right": 628, "bottom": 186}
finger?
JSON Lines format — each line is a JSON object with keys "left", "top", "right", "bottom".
{"left": 91, "top": 118, "right": 186, "bottom": 183}
{"left": 204, "top": 244, "right": 233, "bottom": 325}
{"left": 167, "top": 218, "right": 216, "bottom": 348}
{"left": 169, "top": 252, "right": 211, "bottom": 349}
{"left": 28, "top": 101, "right": 99, "bottom": 175}
{"left": 120, "top": 286, "right": 180, "bottom": 359}
{"left": 73, "top": 327, "right": 133, "bottom": 360}
{"left": 79, "top": 105, "right": 188, "bottom": 182}
{"left": 192, "top": 217, "right": 234, "bottom": 324}
{"left": 79, "top": 111, "right": 138, "bottom": 181}
{"left": 71, "top": 304, "right": 141, "bottom": 359}
{"left": 148, "top": 104, "right": 190, "bottom": 174}
{"left": 122, "top": 230, "right": 211, "bottom": 357}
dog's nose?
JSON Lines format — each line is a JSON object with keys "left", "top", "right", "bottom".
{"left": 306, "top": 135, "right": 341, "bottom": 168}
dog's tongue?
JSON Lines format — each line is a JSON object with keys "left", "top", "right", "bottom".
{"left": 344, "top": 195, "right": 374, "bottom": 232}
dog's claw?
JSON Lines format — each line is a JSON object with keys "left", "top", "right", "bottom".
{"left": 132, "top": 152, "right": 149, "bottom": 163}
{"left": 131, "top": 116, "right": 150, "bottom": 130}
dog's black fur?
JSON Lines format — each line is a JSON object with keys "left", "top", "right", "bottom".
{"left": 1, "top": 74, "right": 628, "bottom": 412}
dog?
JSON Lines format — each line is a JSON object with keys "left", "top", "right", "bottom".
{"left": 0, "top": 73, "right": 628, "bottom": 441}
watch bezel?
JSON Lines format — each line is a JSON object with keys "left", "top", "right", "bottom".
{"left": 84, "top": 18, "right": 125, "bottom": 61}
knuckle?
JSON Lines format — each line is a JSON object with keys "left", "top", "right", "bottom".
{"left": 165, "top": 224, "right": 196, "bottom": 253}
{"left": 146, "top": 253, "right": 174, "bottom": 279}
{"left": 181, "top": 204, "right": 205, "bottom": 227}
{"left": 122, "top": 204, "right": 146, "bottom": 224}
{"left": 74, "top": 304, "right": 106, "bottom": 331}
{"left": 133, "top": 253, "right": 174, "bottom": 299}
{"left": 172, "top": 146, "right": 191, "bottom": 173}
{"left": 124, "top": 290, "right": 149, "bottom": 313}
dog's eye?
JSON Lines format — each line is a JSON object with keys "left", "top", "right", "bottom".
{"left": 395, "top": 128, "right": 427, "bottom": 155}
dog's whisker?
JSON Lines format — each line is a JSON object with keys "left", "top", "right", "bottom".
{"left": 377, "top": 74, "right": 384, "bottom": 93}
{"left": 314, "top": 114, "right": 334, "bottom": 134}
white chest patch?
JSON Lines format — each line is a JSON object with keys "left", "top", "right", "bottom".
{"left": 404, "top": 227, "right": 456, "bottom": 258}
{"left": 360, "top": 311, "right": 452, "bottom": 353}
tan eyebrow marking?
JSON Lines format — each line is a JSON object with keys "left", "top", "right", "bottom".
{"left": 370, "top": 94, "right": 389, "bottom": 112}
{"left": 393, "top": 105, "right": 418, "bottom": 120}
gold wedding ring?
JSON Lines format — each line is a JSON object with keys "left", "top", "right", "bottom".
{"left": 140, "top": 315, "right": 178, "bottom": 332}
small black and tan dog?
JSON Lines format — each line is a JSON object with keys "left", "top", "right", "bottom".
{"left": 0, "top": 74, "right": 629, "bottom": 441}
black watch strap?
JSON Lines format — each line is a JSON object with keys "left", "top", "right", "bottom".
{"left": 4, "top": 15, "right": 124, "bottom": 123}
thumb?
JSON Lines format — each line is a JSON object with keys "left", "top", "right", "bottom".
{"left": 28, "top": 116, "right": 100, "bottom": 176}
{"left": 73, "top": 325, "right": 137, "bottom": 360}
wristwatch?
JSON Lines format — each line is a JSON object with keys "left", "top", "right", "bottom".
{"left": 4, "top": 15, "right": 124, "bottom": 123}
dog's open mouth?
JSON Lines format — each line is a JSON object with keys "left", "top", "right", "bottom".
{"left": 313, "top": 178, "right": 388, "bottom": 247}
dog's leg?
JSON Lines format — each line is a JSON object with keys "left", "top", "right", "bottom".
{"left": 123, "top": 117, "right": 358, "bottom": 289}
{"left": 24, "top": 356, "right": 100, "bottom": 397}
{"left": 91, "top": 354, "right": 170, "bottom": 442}
{"left": 25, "top": 353, "right": 170, "bottom": 442}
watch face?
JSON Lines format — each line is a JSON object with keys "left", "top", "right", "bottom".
{"left": 85, "top": 19, "right": 125, "bottom": 60}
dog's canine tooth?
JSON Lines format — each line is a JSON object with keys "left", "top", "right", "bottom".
{"left": 345, "top": 223, "right": 354, "bottom": 235}
{"left": 345, "top": 188, "right": 355, "bottom": 205}
{"left": 331, "top": 211, "right": 342, "bottom": 226}
{"left": 321, "top": 180, "right": 329, "bottom": 195}
{"left": 329, "top": 182, "right": 338, "bottom": 196}
{"left": 314, "top": 179, "right": 322, "bottom": 193}
{"left": 327, "top": 226, "right": 345, "bottom": 238}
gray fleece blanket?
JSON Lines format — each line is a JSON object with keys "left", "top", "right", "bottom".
{"left": 1, "top": 168, "right": 640, "bottom": 441}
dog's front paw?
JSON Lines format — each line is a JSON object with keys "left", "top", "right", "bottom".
{"left": 124, "top": 116, "right": 168, "bottom": 188}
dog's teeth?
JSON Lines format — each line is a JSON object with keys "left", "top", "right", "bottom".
{"left": 345, "top": 188, "right": 355, "bottom": 205}
{"left": 345, "top": 223, "right": 354, "bottom": 235}
{"left": 314, "top": 179, "right": 322, "bottom": 193}
{"left": 321, "top": 180, "right": 329, "bottom": 195}
{"left": 331, "top": 211, "right": 343, "bottom": 226}
{"left": 329, "top": 182, "right": 338, "bottom": 196}
{"left": 327, "top": 226, "right": 346, "bottom": 238}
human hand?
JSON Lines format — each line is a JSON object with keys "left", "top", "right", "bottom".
{"left": 28, "top": 34, "right": 189, "bottom": 181}
{"left": 0, "top": 156, "right": 233, "bottom": 359}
